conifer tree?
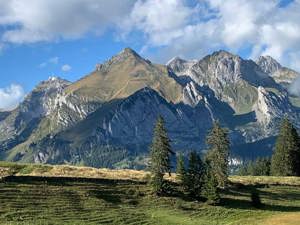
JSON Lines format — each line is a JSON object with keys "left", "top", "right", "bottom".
{"left": 271, "top": 118, "right": 300, "bottom": 176}
{"left": 252, "top": 158, "right": 271, "bottom": 176}
{"left": 238, "top": 158, "right": 271, "bottom": 176}
{"left": 149, "top": 116, "right": 174, "bottom": 195}
{"left": 176, "top": 153, "right": 186, "bottom": 184}
{"left": 206, "top": 122, "right": 230, "bottom": 187}
{"left": 202, "top": 164, "right": 220, "bottom": 205}
{"left": 186, "top": 151, "right": 204, "bottom": 198}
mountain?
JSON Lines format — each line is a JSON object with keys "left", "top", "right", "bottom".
{"left": 168, "top": 50, "right": 279, "bottom": 114}
{"left": 65, "top": 48, "right": 183, "bottom": 103}
{"left": 256, "top": 56, "right": 299, "bottom": 87}
{"left": 0, "top": 48, "right": 299, "bottom": 168}
{"left": 0, "top": 77, "right": 70, "bottom": 150}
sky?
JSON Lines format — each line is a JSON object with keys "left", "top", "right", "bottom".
{"left": 0, "top": 0, "right": 299, "bottom": 110}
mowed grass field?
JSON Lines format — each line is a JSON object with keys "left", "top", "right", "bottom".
{"left": 0, "top": 162, "right": 300, "bottom": 225}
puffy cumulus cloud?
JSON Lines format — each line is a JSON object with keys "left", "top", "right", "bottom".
{"left": 206, "top": 0, "right": 300, "bottom": 70}
{"left": 61, "top": 64, "right": 72, "bottom": 72}
{"left": 0, "top": 84, "right": 25, "bottom": 110}
{"left": 0, "top": 0, "right": 135, "bottom": 44}
{"left": 207, "top": 0, "right": 276, "bottom": 49}
{"left": 0, "top": 0, "right": 300, "bottom": 71}
{"left": 123, "top": 0, "right": 300, "bottom": 70}
{"left": 123, "top": 0, "right": 193, "bottom": 46}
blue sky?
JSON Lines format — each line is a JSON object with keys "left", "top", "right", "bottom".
{"left": 0, "top": 0, "right": 299, "bottom": 110}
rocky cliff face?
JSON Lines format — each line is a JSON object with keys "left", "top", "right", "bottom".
{"left": 0, "top": 77, "right": 70, "bottom": 150}
{"left": 168, "top": 50, "right": 278, "bottom": 114}
{"left": 254, "top": 87, "right": 294, "bottom": 124}
{"left": 256, "top": 56, "right": 299, "bottom": 86}
{"left": 1, "top": 48, "right": 299, "bottom": 168}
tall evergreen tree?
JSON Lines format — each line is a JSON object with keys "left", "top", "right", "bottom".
{"left": 252, "top": 158, "right": 271, "bottom": 176}
{"left": 238, "top": 158, "right": 271, "bottom": 176}
{"left": 176, "top": 153, "right": 186, "bottom": 184}
{"left": 202, "top": 164, "right": 220, "bottom": 205}
{"left": 206, "top": 122, "right": 230, "bottom": 188}
{"left": 186, "top": 151, "right": 204, "bottom": 198}
{"left": 271, "top": 118, "right": 300, "bottom": 176}
{"left": 149, "top": 116, "right": 174, "bottom": 195}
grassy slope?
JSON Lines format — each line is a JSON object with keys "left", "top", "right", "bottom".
{"left": 0, "top": 162, "right": 300, "bottom": 225}
{"left": 65, "top": 53, "right": 182, "bottom": 104}
{"left": 2, "top": 162, "right": 300, "bottom": 186}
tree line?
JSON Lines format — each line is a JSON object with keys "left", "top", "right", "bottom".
{"left": 149, "top": 116, "right": 300, "bottom": 204}
{"left": 149, "top": 117, "right": 229, "bottom": 204}
{"left": 238, "top": 118, "right": 300, "bottom": 177}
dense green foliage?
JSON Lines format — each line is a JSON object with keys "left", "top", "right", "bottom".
{"left": 176, "top": 153, "right": 186, "bottom": 184}
{"left": 271, "top": 118, "right": 300, "bottom": 176}
{"left": 238, "top": 158, "right": 271, "bottom": 176}
{"left": 202, "top": 165, "right": 220, "bottom": 205}
{"left": 185, "top": 151, "right": 205, "bottom": 198}
{"left": 206, "top": 122, "right": 230, "bottom": 187}
{"left": 149, "top": 116, "right": 174, "bottom": 194}
{"left": 81, "top": 146, "right": 129, "bottom": 168}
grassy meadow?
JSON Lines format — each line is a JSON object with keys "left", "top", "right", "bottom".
{"left": 0, "top": 162, "right": 300, "bottom": 225}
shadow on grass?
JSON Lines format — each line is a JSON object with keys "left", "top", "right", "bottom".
{"left": 221, "top": 197, "right": 300, "bottom": 213}
{"left": 258, "top": 188, "right": 300, "bottom": 201}
{"left": 87, "top": 189, "right": 123, "bottom": 204}
{"left": 222, "top": 184, "right": 287, "bottom": 200}
{"left": 2, "top": 175, "right": 145, "bottom": 186}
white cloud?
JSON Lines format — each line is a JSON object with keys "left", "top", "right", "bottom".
{"left": 0, "top": 84, "right": 25, "bottom": 111}
{"left": 0, "top": 0, "right": 135, "bottom": 44}
{"left": 123, "top": 0, "right": 193, "bottom": 46}
{"left": 0, "top": 0, "right": 300, "bottom": 72}
{"left": 39, "top": 56, "right": 59, "bottom": 68}
{"left": 48, "top": 57, "right": 59, "bottom": 64}
{"left": 122, "top": 0, "right": 300, "bottom": 70}
{"left": 61, "top": 64, "right": 72, "bottom": 72}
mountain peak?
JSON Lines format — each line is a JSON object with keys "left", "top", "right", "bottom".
{"left": 48, "top": 76, "right": 59, "bottom": 81}
{"left": 36, "top": 76, "right": 71, "bottom": 90}
{"left": 166, "top": 56, "right": 186, "bottom": 66}
{"left": 256, "top": 55, "right": 282, "bottom": 75}
{"left": 211, "top": 50, "right": 238, "bottom": 58}
{"left": 116, "top": 47, "right": 143, "bottom": 60}
{"left": 120, "top": 47, "right": 138, "bottom": 55}
{"left": 258, "top": 55, "right": 280, "bottom": 64}
{"left": 96, "top": 48, "right": 147, "bottom": 72}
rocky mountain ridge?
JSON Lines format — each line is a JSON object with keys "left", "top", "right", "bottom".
{"left": 0, "top": 48, "right": 299, "bottom": 168}
{"left": 256, "top": 55, "right": 299, "bottom": 86}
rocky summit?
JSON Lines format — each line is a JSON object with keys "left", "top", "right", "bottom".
{"left": 0, "top": 48, "right": 299, "bottom": 168}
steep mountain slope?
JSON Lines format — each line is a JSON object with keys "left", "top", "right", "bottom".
{"left": 0, "top": 77, "right": 103, "bottom": 161}
{"left": 1, "top": 48, "right": 300, "bottom": 167}
{"left": 18, "top": 87, "right": 215, "bottom": 167}
{"left": 0, "top": 48, "right": 184, "bottom": 163}
{"left": 0, "top": 78, "right": 70, "bottom": 151}
{"left": 256, "top": 56, "right": 299, "bottom": 86}
{"left": 168, "top": 51, "right": 279, "bottom": 114}
{"left": 0, "top": 111, "right": 9, "bottom": 122}
{"left": 65, "top": 48, "right": 183, "bottom": 103}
